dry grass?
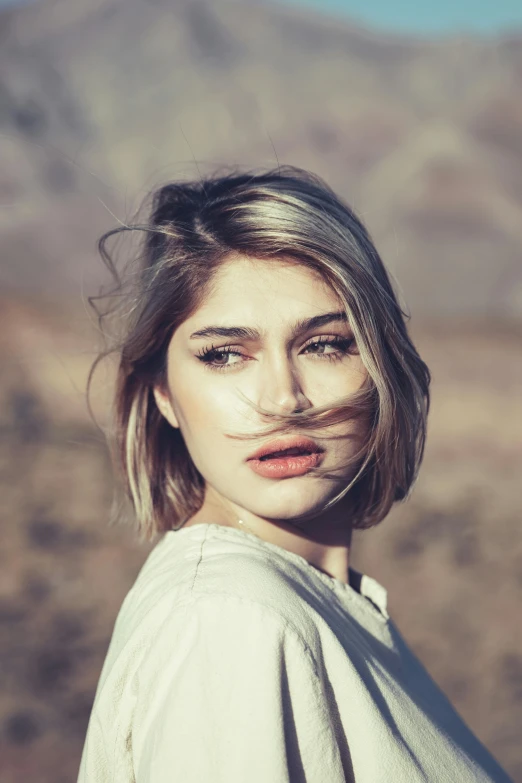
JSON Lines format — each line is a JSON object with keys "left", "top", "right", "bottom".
{"left": 0, "top": 301, "right": 520, "bottom": 780}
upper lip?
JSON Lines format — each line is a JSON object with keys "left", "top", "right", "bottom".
{"left": 246, "top": 436, "right": 325, "bottom": 461}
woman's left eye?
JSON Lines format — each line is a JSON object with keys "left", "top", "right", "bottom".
{"left": 196, "top": 336, "right": 355, "bottom": 371}
{"left": 303, "top": 336, "right": 354, "bottom": 357}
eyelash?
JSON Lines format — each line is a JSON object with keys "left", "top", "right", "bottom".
{"left": 196, "top": 336, "right": 356, "bottom": 372}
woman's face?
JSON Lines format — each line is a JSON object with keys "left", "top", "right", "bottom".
{"left": 154, "top": 255, "right": 369, "bottom": 525}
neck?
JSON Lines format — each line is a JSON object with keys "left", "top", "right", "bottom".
{"left": 186, "top": 489, "right": 354, "bottom": 586}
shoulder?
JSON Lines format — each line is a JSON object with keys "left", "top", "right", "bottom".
{"left": 191, "top": 526, "right": 325, "bottom": 647}
{"left": 134, "top": 589, "right": 322, "bottom": 703}
{"left": 126, "top": 525, "right": 325, "bottom": 665}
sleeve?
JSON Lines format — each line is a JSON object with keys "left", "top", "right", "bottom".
{"left": 133, "top": 594, "right": 349, "bottom": 783}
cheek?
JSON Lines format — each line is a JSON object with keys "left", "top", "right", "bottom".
{"left": 308, "top": 358, "right": 368, "bottom": 402}
{"left": 348, "top": 356, "right": 368, "bottom": 385}
{"left": 168, "top": 368, "right": 230, "bottom": 435}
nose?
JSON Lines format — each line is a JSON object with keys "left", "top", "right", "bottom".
{"left": 256, "top": 351, "right": 312, "bottom": 415}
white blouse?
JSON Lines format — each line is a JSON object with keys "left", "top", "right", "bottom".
{"left": 77, "top": 522, "right": 512, "bottom": 782}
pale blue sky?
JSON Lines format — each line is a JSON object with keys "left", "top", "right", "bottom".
{"left": 280, "top": 0, "right": 522, "bottom": 34}
{"left": 1, "top": 0, "right": 522, "bottom": 35}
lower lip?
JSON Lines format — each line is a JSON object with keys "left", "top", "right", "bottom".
{"left": 247, "top": 452, "right": 324, "bottom": 478}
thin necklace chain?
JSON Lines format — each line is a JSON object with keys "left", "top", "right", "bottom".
{"left": 237, "top": 518, "right": 259, "bottom": 538}
{"left": 237, "top": 517, "right": 304, "bottom": 538}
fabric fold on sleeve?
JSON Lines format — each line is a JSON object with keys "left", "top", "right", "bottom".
{"left": 133, "top": 593, "right": 351, "bottom": 783}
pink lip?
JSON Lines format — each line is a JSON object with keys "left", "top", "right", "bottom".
{"left": 247, "top": 450, "right": 324, "bottom": 479}
{"left": 246, "top": 436, "right": 324, "bottom": 462}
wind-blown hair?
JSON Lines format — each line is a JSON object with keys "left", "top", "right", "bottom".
{"left": 88, "top": 165, "right": 430, "bottom": 542}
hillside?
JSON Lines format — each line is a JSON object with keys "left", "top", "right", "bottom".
{"left": 1, "top": 0, "right": 522, "bottom": 317}
{"left": 0, "top": 2, "right": 521, "bottom": 781}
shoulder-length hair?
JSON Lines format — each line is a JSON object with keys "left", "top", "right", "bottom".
{"left": 88, "top": 165, "right": 430, "bottom": 542}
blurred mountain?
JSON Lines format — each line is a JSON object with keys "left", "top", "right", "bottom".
{"left": 1, "top": 5, "right": 522, "bottom": 781}
{"left": 1, "top": 0, "right": 522, "bottom": 317}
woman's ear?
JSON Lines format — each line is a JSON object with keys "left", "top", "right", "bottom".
{"left": 152, "top": 385, "right": 180, "bottom": 429}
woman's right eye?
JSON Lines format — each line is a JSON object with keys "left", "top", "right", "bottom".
{"left": 196, "top": 346, "right": 245, "bottom": 371}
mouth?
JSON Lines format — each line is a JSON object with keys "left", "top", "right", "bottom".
{"left": 246, "top": 436, "right": 325, "bottom": 462}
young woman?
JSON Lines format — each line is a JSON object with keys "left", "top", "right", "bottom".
{"left": 77, "top": 166, "right": 512, "bottom": 782}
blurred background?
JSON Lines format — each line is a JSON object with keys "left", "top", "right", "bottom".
{"left": 0, "top": 0, "right": 521, "bottom": 780}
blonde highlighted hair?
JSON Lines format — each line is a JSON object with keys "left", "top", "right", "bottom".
{"left": 88, "top": 165, "right": 430, "bottom": 542}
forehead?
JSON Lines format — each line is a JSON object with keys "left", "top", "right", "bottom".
{"left": 193, "top": 255, "right": 341, "bottom": 319}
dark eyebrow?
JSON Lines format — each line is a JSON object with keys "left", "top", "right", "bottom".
{"left": 189, "top": 311, "right": 348, "bottom": 340}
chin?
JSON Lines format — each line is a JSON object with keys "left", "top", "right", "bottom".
{"left": 239, "top": 487, "right": 332, "bottom": 523}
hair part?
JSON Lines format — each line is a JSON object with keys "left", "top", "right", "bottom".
{"left": 87, "top": 165, "right": 431, "bottom": 542}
